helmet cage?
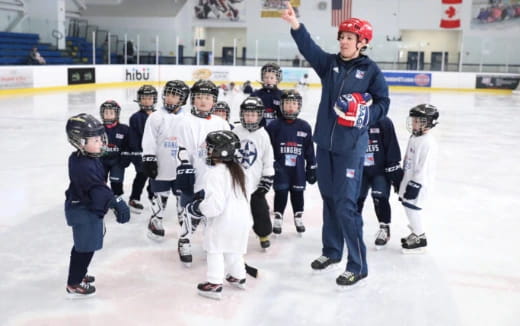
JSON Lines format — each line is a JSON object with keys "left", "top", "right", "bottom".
{"left": 136, "top": 85, "right": 158, "bottom": 112}
{"left": 213, "top": 101, "right": 231, "bottom": 121}
{"left": 281, "top": 90, "right": 302, "bottom": 120}
{"left": 99, "top": 100, "right": 121, "bottom": 125}
{"left": 407, "top": 104, "right": 439, "bottom": 136}
{"left": 240, "top": 98, "right": 264, "bottom": 132}
{"left": 163, "top": 81, "right": 189, "bottom": 113}
{"left": 261, "top": 63, "right": 282, "bottom": 89}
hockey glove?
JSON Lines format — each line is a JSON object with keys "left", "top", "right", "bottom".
{"left": 403, "top": 180, "right": 422, "bottom": 200}
{"left": 176, "top": 147, "right": 195, "bottom": 193}
{"left": 334, "top": 92, "right": 372, "bottom": 128}
{"left": 110, "top": 196, "right": 130, "bottom": 224}
{"left": 255, "top": 175, "right": 274, "bottom": 195}
{"left": 142, "top": 155, "right": 158, "bottom": 179}
{"left": 305, "top": 165, "right": 317, "bottom": 184}
{"left": 385, "top": 164, "right": 404, "bottom": 193}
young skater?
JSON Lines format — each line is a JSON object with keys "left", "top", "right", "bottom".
{"left": 233, "top": 96, "right": 275, "bottom": 249}
{"left": 99, "top": 100, "right": 131, "bottom": 197}
{"left": 399, "top": 104, "right": 439, "bottom": 253}
{"left": 142, "top": 80, "right": 190, "bottom": 240}
{"left": 251, "top": 63, "right": 283, "bottom": 127}
{"left": 64, "top": 113, "right": 130, "bottom": 298}
{"left": 266, "top": 89, "right": 316, "bottom": 236}
{"left": 183, "top": 130, "right": 252, "bottom": 300}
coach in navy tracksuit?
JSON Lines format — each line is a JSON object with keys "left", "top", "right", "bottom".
{"left": 282, "top": 4, "right": 390, "bottom": 287}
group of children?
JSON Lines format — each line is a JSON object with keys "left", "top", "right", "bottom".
{"left": 64, "top": 62, "right": 439, "bottom": 300}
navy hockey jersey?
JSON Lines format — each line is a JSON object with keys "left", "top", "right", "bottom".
{"left": 128, "top": 110, "right": 149, "bottom": 152}
{"left": 363, "top": 117, "right": 401, "bottom": 176}
{"left": 101, "top": 123, "right": 130, "bottom": 165}
{"left": 65, "top": 152, "right": 114, "bottom": 217}
{"left": 266, "top": 118, "right": 316, "bottom": 177}
{"left": 252, "top": 87, "right": 283, "bottom": 127}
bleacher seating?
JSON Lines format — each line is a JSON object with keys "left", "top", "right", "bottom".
{"left": 0, "top": 31, "right": 74, "bottom": 65}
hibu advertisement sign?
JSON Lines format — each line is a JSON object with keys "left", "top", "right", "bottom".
{"left": 125, "top": 67, "right": 151, "bottom": 81}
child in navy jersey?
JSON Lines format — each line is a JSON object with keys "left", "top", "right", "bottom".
{"left": 99, "top": 100, "right": 131, "bottom": 197}
{"left": 64, "top": 113, "right": 130, "bottom": 298}
{"left": 266, "top": 89, "right": 316, "bottom": 236}
{"left": 357, "top": 117, "right": 402, "bottom": 249}
{"left": 128, "top": 85, "right": 157, "bottom": 213}
{"left": 252, "top": 63, "right": 283, "bottom": 127}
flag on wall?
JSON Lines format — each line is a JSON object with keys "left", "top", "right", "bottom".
{"left": 440, "top": 0, "right": 462, "bottom": 28}
{"left": 331, "top": 0, "right": 352, "bottom": 27}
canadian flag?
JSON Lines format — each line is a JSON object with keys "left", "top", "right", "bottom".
{"left": 440, "top": 0, "right": 462, "bottom": 28}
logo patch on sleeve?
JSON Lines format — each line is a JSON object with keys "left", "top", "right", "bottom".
{"left": 346, "top": 168, "right": 356, "bottom": 178}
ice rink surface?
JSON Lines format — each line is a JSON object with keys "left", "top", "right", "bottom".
{"left": 0, "top": 86, "right": 519, "bottom": 326}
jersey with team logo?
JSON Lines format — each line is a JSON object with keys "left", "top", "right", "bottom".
{"left": 363, "top": 117, "right": 401, "bottom": 176}
{"left": 233, "top": 124, "right": 275, "bottom": 195}
{"left": 142, "top": 106, "right": 186, "bottom": 180}
{"left": 266, "top": 118, "right": 316, "bottom": 185}
{"left": 101, "top": 122, "right": 130, "bottom": 165}
{"left": 177, "top": 113, "right": 231, "bottom": 192}
{"left": 251, "top": 87, "right": 282, "bottom": 127}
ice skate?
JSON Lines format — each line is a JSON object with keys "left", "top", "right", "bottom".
{"left": 311, "top": 255, "right": 341, "bottom": 273}
{"left": 147, "top": 216, "right": 165, "bottom": 241}
{"left": 375, "top": 223, "right": 390, "bottom": 249}
{"left": 272, "top": 212, "right": 283, "bottom": 235}
{"left": 336, "top": 271, "right": 367, "bottom": 290}
{"left": 401, "top": 233, "right": 427, "bottom": 254}
{"left": 129, "top": 199, "right": 144, "bottom": 214}
{"left": 82, "top": 275, "right": 95, "bottom": 284}
{"left": 259, "top": 236, "right": 270, "bottom": 250}
{"left": 66, "top": 282, "right": 96, "bottom": 299}
{"left": 197, "top": 282, "right": 222, "bottom": 300}
{"left": 294, "top": 212, "right": 305, "bottom": 236}
{"left": 226, "top": 274, "right": 246, "bottom": 290}
{"left": 178, "top": 238, "right": 192, "bottom": 267}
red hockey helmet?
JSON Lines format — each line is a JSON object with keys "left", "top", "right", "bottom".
{"left": 337, "top": 18, "right": 373, "bottom": 43}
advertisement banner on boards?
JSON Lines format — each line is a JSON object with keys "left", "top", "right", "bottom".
{"left": 383, "top": 72, "right": 432, "bottom": 87}
{"left": 0, "top": 69, "right": 34, "bottom": 89}
{"left": 68, "top": 68, "right": 96, "bottom": 85}
{"left": 475, "top": 75, "right": 520, "bottom": 90}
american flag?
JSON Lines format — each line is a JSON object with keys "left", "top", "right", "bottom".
{"left": 331, "top": 0, "right": 352, "bottom": 27}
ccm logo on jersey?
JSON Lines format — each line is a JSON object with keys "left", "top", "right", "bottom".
{"left": 116, "top": 133, "right": 125, "bottom": 139}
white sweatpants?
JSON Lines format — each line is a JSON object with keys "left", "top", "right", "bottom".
{"left": 206, "top": 252, "right": 245, "bottom": 284}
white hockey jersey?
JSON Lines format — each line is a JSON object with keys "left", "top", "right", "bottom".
{"left": 141, "top": 107, "right": 186, "bottom": 180}
{"left": 232, "top": 125, "right": 275, "bottom": 196}
{"left": 176, "top": 113, "right": 230, "bottom": 192}
{"left": 398, "top": 133, "right": 438, "bottom": 209}
{"left": 199, "top": 164, "right": 253, "bottom": 254}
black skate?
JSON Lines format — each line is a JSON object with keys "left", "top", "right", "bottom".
{"left": 197, "top": 282, "right": 223, "bottom": 300}
{"left": 294, "top": 212, "right": 305, "bottom": 235}
{"left": 375, "top": 223, "right": 390, "bottom": 249}
{"left": 178, "top": 238, "right": 192, "bottom": 267}
{"left": 66, "top": 282, "right": 96, "bottom": 298}
{"left": 401, "top": 233, "right": 427, "bottom": 254}
{"left": 82, "top": 275, "right": 95, "bottom": 284}
{"left": 336, "top": 271, "right": 367, "bottom": 289}
{"left": 259, "top": 236, "right": 270, "bottom": 250}
{"left": 129, "top": 199, "right": 144, "bottom": 214}
{"left": 272, "top": 212, "right": 283, "bottom": 235}
{"left": 147, "top": 216, "right": 165, "bottom": 240}
{"left": 226, "top": 274, "right": 246, "bottom": 290}
{"left": 311, "top": 255, "right": 341, "bottom": 272}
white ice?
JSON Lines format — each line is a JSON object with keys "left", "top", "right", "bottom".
{"left": 1, "top": 86, "right": 519, "bottom": 326}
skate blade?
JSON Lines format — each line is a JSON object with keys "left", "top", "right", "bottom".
{"left": 228, "top": 283, "right": 246, "bottom": 290}
{"left": 312, "top": 263, "right": 341, "bottom": 275}
{"left": 147, "top": 231, "right": 165, "bottom": 242}
{"left": 401, "top": 247, "right": 426, "bottom": 254}
{"left": 130, "top": 208, "right": 143, "bottom": 214}
{"left": 198, "top": 291, "right": 222, "bottom": 300}
{"left": 66, "top": 292, "right": 96, "bottom": 299}
{"left": 296, "top": 232, "right": 304, "bottom": 238}
{"left": 375, "top": 244, "right": 388, "bottom": 251}
{"left": 182, "top": 262, "right": 192, "bottom": 268}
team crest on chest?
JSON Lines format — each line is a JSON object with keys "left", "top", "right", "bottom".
{"left": 355, "top": 70, "right": 365, "bottom": 79}
{"left": 236, "top": 139, "right": 258, "bottom": 169}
